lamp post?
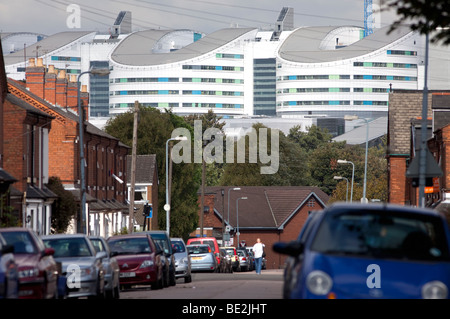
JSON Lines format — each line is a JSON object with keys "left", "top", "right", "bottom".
{"left": 236, "top": 197, "right": 247, "bottom": 246}
{"left": 333, "top": 176, "right": 349, "bottom": 202}
{"left": 77, "top": 68, "right": 109, "bottom": 234}
{"left": 344, "top": 115, "right": 370, "bottom": 203}
{"left": 337, "top": 160, "right": 354, "bottom": 203}
{"left": 165, "top": 136, "right": 188, "bottom": 236}
{"left": 227, "top": 187, "right": 241, "bottom": 226}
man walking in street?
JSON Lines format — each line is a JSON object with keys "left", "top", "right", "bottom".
{"left": 252, "top": 238, "right": 265, "bottom": 274}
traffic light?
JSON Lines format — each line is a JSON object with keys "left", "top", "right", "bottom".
{"left": 143, "top": 204, "right": 152, "bottom": 218}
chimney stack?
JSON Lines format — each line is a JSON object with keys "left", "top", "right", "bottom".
{"left": 44, "top": 65, "right": 57, "bottom": 105}
{"left": 66, "top": 73, "right": 78, "bottom": 113}
{"left": 26, "top": 58, "right": 45, "bottom": 99}
{"left": 55, "top": 70, "right": 67, "bottom": 107}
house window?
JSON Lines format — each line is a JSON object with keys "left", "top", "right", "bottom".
{"left": 307, "top": 198, "right": 315, "bottom": 207}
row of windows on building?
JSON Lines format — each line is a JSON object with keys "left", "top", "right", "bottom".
{"left": 110, "top": 102, "right": 244, "bottom": 109}
{"left": 278, "top": 74, "right": 417, "bottom": 81}
{"left": 110, "top": 90, "right": 244, "bottom": 96}
{"left": 110, "top": 77, "right": 244, "bottom": 84}
{"left": 279, "top": 87, "right": 391, "bottom": 93}
{"left": 280, "top": 100, "right": 388, "bottom": 106}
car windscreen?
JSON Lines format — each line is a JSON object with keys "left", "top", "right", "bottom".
{"left": 108, "top": 238, "right": 152, "bottom": 255}
{"left": 43, "top": 238, "right": 93, "bottom": 258}
{"left": 150, "top": 234, "right": 170, "bottom": 254}
{"left": 1, "top": 231, "right": 38, "bottom": 254}
{"left": 171, "top": 240, "right": 185, "bottom": 253}
{"left": 310, "top": 210, "right": 450, "bottom": 261}
{"left": 187, "top": 246, "right": 210, "bottom": 254}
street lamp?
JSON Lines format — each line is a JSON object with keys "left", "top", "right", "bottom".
{"left": 333, "top": 176, "right": 349, "bottom": 202}
{"left": 77, "top": 67, "right": 109, "bottom": 234}
{"left": 165, "top": 136, "right": 188, "bottom": 236}
{"left": 236, "top": 197, "right": 247, "bottom": 246}
{"left": 227, "top": 187, "right": 241, "bottom": 226}
{"left": 344, "top": 115, "right": 370, "bottom": 203}
{"left": 337, "top": 159, "right": 354, "bottom": 203}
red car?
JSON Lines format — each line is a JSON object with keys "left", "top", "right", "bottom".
{"left": 0, "top": 228, "right": 58, "bottom": 299}
{"left": 107, "top": 234, "right": 164, "bottom": 290}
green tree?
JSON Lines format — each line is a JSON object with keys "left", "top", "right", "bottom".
{"left": 104, "top": 105, "right": 200, "bottom": 238}
{"left": 384, "top": 0, "right": 450, "bottom": 44}
{"left": 288, "top": 124, "right": 333, "bottom": 154}
{"left": 46, "top": 176, "right": 77, "bottom": 233}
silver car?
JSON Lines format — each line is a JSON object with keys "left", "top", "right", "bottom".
{"left": 186, "top": 244, "right": 217, "bottom": 272}
{"left": 89, "top": 236, "right": 120, "bottom": 299}
{"left": 42, "top": 234, "right": 107, "bottom": 299}
{"left": 171, "top": 238, "right": 191, "bottom": 283}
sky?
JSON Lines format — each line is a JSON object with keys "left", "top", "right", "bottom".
{"left": 0, "top": 0, "right": 400, "bottom": 36}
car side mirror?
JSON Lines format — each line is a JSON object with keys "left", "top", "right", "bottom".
{"left": 273, "top": 241, "right": 304, "bottom": 257}
{"left": 96, "top": 251, "right": 108, "bottom": 260}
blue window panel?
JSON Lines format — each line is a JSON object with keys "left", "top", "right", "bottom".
{"left": 158, "top": 77, "right": 169, "bottom": 82}
{"left": 363, "top": 75, "right": 372, "bottom": 80}
{"left": 51, "top": 56, "right": 58, "bottom": 60}
{"left": 387, "top": 50, "right": 392, "bottom": 54}
{"left": 289, "top": 75, "right": 296, "bottom": 80}
{"left": 387, "top": 76, "right": 394, "bottom": 80}
{"left": 120, "top": 91, "right": 127, "bottom": 95}
{"left": 216, "top": 104, "right": 223, "bottom": 108}
{"left": 194, "top": 33, "right": 202, "bottom": 42}
{"left": 329, "top": 101, "right": 339, "bottom": 105}
{"left": 289, "top": 101, "right": 296, "bottom": 106}
{"left": 158, "top": 90, "right": 169, "bottom": 94}
{"left": 193, "top": 90, "right": 201, "bottom": 95}
{"left": 405, "top": 76, "right": 410, "bottom": 81}
{"left": 234, "top": 92, "right": 241, "bottom": 96}
{"left": 216, "top": 66, "right": 223, "bottom": 70}
{"left": 363, "top": 101, "right": 373, "bottom": 105}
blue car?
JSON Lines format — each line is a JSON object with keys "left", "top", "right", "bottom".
{"left": 274, "top": 203, "right": 450, "bottom": 299}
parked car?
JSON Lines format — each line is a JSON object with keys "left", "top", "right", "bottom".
{"left": 107, "top": 234, "right": 163, "bottom": 290}
{"left": 187, "top": 244, "right": 217, "bottom": 272}
{"left": 0, "top": 234, "right": 18, "bottom": 299}
{"left": 274, "top": 203, "right": 450, "bottom": 299}
{"left": 0, "top": 227, "right": 58, "bottom": 299}
{"left": 171, "top": 238, "right": 192, "bottom": 283}
{"left": 89, "top": 236, "right": 120, "bottom": 299}
{"left": 143, "top": 231, "right": 176, "bottom": 287}
{"left": 221, "top": 246, "right": 240, "bottom": 271}
{"left": 187, "top": 237, "right": 220, "bottom": 266}
{"left": 42, "top": 234, "right": 107, "bottom": 299}
{"left": 237, "top": 249, "right": 251, "bottom": 272}
{"left": 219, "top": 248, "right": 233, "bottom": 273}
{"left": 245, "top": 248, "right": 255, "bottom": 271}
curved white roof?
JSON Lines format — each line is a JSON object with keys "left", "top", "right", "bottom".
{"left": 278, "top": 25, "right": 414, "bottom": 63}
{"left": 110, "top": 28, "right": 257, "bottom": 66}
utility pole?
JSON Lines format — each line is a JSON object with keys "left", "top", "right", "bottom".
{"left": 128, "top": 101, "right": 139, "bottom": 233}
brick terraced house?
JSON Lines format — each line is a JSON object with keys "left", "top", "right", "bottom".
{"left": 4, "top": 56, "right": 130, "bottom": 236}
{"left": 192, "top": 186, "right": 329, "bottom": 269}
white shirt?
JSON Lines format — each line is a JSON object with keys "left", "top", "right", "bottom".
{"left": 252, "top": 242, "right": 265, "bottom": 258}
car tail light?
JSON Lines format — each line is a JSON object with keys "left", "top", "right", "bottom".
{"left": 422, "top": 281, "right": 448, "bottom": 299}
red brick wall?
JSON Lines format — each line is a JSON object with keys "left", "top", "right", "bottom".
{"left": 388, "top": 156, "right": 408, "bottom": 204}
{"left": 2, "top": 99, "right": 27, "bottom": 190}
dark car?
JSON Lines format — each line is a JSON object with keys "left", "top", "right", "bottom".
{"left": 107, "top": 234, "right": 164, "bottom": 290}
{"left": 0, "top": 234, "right": 18, "bottom": 299}
{"left": 143, "top": 231, "right": 176, "bottom": 287}
{"left": 0, "top": 227, "right": 58, "bottom": 299}
{"left": 274, "top": 203, "right": 450, "bottom": 299}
